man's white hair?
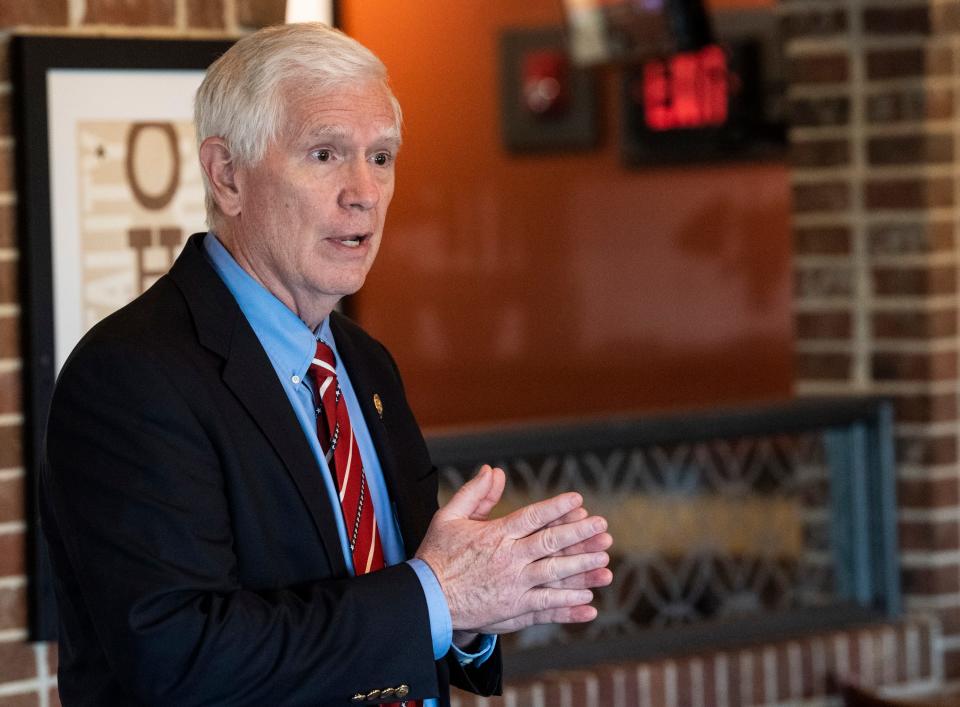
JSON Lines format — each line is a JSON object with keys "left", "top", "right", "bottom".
{"left": 194, "top": 22, "right": 402, "bottom": 228}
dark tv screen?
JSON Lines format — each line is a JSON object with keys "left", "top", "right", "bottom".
{"left": 563, "top": 0, "right": 714, "bottom": 66}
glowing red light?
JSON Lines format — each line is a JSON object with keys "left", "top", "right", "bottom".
{"left": 642, "top": 44, "right": 729, "bottom": 131}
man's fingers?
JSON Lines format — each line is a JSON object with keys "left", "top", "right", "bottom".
{"left": 518, "top": 515, "right": 608, "bottom": 558}
{"left": 478, "top": 604, "right": 598, "bottom": 634}
{"left": 546, "top": 507, "right": 588, "bottom": 528}
{"left": 522, "top": 551, "right": 610, "bottom": 587}
{"left": 522, "top": 587, "right": 594, "bottom": 614}
{"left": 470, "top": 587, "right": 596, "bottom": 633}
{"left": 541, "top": 567, "right": 614, "bottom": 590}
{"left": 557, "top": 531, "right": 613, "bottom": 557}
{"left": 527, "top": 604, "right": 597, "bottom": 625}
{"left": 502, "top": 492, "right": 584, "bottom": 539}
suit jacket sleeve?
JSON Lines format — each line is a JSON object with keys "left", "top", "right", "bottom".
{"left": 42, "top": 332, "right": 441, "bottom": 707}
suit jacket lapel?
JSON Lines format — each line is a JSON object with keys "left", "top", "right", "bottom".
{"left": 331, "top": 314, "right": 428, "bottom": 558}
{"left": 169, "top": 234, "right": 348, "bottom": 576}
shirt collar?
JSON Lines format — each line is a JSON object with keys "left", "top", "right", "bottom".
{"left": 203, "top": 232, "right": 324, "bottom": 380}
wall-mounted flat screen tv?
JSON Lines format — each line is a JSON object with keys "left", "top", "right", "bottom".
{"left": 563, "top": 0, "right": 714, "bottom": 66}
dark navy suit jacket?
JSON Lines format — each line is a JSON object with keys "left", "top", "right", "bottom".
{"left": 41, "top": 234, "right": 502, "bottom": 706}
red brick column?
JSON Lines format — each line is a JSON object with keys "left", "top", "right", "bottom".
{"left": 785, "top": 0, "right": 960, "bottom": 686}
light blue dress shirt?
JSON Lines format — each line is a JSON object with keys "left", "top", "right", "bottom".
{"left": 203, "top": 234, "right": 494, "bottom": 698}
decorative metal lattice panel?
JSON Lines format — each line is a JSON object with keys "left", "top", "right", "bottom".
{"left": 437, "top": 432, "right": 836, "bottom": 651}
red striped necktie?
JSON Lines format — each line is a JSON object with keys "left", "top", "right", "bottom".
{"left": 308, "top": 341, "right": 420, "bottom": 707}
{"left": 309, "top": 340, "right": 385, "bottom": 575}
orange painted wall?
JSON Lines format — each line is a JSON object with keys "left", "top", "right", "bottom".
{"left": 343, "top": 0, "right": 793, "bottom": 429}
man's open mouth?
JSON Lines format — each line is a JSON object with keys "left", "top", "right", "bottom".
{"left": 335, "top": 234, "right": 368, "bottom": 248}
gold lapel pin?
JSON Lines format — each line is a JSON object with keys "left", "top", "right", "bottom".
{"left": 373, "top": 393, "right": 383, "bottom": 419}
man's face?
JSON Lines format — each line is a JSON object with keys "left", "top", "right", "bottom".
{"left": 227, "top": 80, "right": 399, "bottom": 325}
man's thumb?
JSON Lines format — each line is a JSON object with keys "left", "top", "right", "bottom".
{"left": 441, "top": 465, "right": 502, "bottom": 519}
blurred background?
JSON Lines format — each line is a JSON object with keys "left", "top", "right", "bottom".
{"left": 343, "top": 0, "right": 793, "bottom": 429}
{"left": 2, "top": 0, "right": 959, "bottom": 705}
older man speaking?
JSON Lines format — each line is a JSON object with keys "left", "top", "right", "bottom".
{"left": 41, "top": 23, "right": 612, "bottom": 706}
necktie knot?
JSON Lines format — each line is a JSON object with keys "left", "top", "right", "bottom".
{"left": 311, "top": 340, "right": 337, "bottom": 379}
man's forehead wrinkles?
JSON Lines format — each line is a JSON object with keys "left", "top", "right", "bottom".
{"left": 282, "top": 86, "right": 401, "bottom": 146}
{"left": 297, "top": 122, "right": 402, "bottom": 147}
{"left": 285, "top": 122, "right": 344, "bottom": 147}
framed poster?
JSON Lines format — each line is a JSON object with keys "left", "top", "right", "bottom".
{"left": 12, "top": 35, "right": 236, "bottom": 640}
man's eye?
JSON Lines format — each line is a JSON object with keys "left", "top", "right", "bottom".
{"left": 314, "top": 149, "right": 332, "bottom": 162}
{"left": 372, "top": 152, "right": 392, "bottom": 166}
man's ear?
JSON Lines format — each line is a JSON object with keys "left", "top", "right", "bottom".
{"left": 199, "top": 137, "right": 242, "bottom": 217}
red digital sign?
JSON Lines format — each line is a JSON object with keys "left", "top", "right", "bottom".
{"left": 641, "top": 44, "right": 729, "bottom": 132}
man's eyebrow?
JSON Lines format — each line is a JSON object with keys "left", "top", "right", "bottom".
{"left": 306, "top": 124, "right": 402, "bottom": 147}
{"left": 311, "top": 124, "right": 349, "bottom": 139}
{"left": 378, "top": 126, "right": 403, "bottom": 147}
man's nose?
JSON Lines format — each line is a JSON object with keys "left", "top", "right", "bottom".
{"left": 338, "top": 160, "right": 380, "bottom": 211}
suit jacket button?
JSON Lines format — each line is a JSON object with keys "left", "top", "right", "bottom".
{"left": 351, "top": 694, "right": 365, "bottom": 703}
{"left": 395, "top": 684, "right": 410, "bottom": 699}
{"left": 366, "top": 689, "right": 382, "bottom": 700}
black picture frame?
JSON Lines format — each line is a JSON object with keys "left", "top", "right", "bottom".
{"left": 498, "top": 26, "right": 599, "bottom": 153}
{"left": 12, "top": 35, "right": 236, "bottom": 641}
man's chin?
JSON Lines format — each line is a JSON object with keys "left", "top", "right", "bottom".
{"left": 319, "top": 276, "right": 368, "bottom": 304}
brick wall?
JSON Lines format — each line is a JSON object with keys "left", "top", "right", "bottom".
{"left": 785, "top": 0, "right": 960, "bottom": 692}
{"left": 455, "top": 616, "right": 941, "bottom": 707}
{"left": 0, "top": 1, "right": 284, "bottom": 703}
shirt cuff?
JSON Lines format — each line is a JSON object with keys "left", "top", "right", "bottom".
{"left": 407, "top": 558, "right": 451, "bottom": 660}
{"left": 452, "top": 633, "right": 498, "bottom": 667}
